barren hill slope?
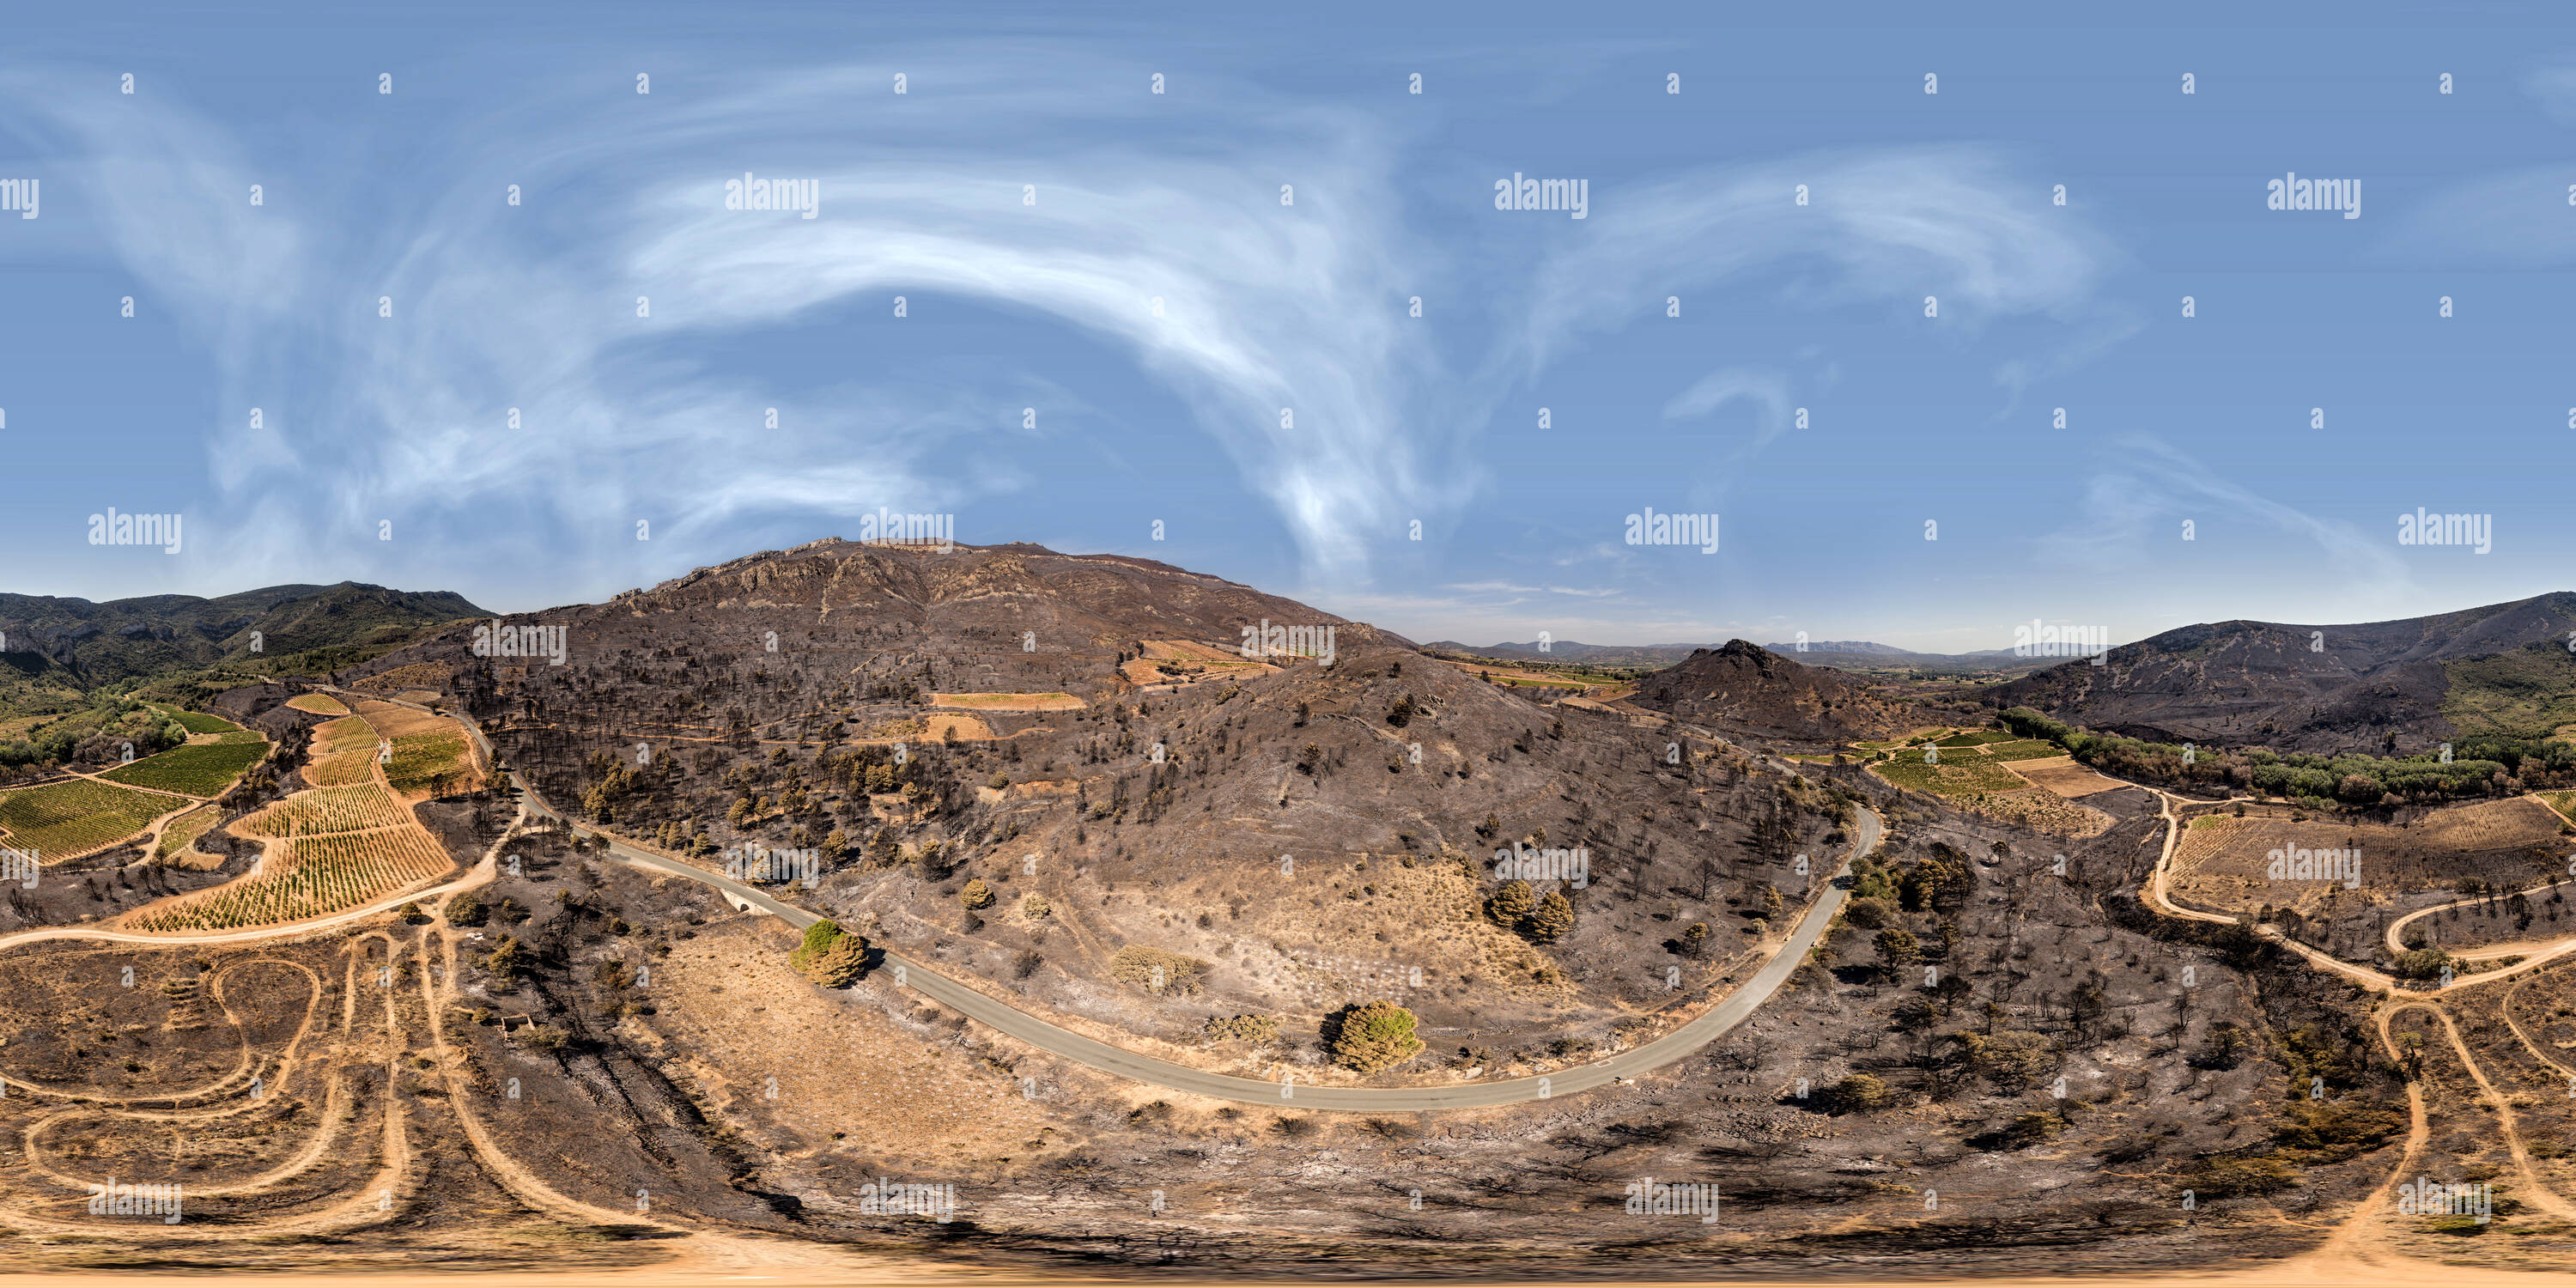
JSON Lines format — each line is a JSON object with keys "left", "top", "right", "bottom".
{"left": 1986, "top": 591, "right": 2576, "bottom": 752}
{"left": 1625, "top": 639, "right": 1915, "bottom": 750}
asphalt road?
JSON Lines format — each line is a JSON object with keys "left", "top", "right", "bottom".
{"left": 410, "top": 690, "right": 1877, "bottom": 1111}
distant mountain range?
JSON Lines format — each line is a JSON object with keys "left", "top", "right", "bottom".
{"left": 0, "top": 582, "right": 489, "bottom": 707}
{"left": 1424, "top": 637, "right": 2050, "bottom": 675}
{"left": 1989, "top": 591, "right": 2576, "bottom": 753}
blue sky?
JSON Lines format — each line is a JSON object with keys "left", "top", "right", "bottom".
{"left": 3, "top": 1, "right": 2573, "bottom": 653}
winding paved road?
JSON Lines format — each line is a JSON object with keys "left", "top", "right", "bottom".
{"left": 418, "top": 689, "right": 1879, "bottom": 1110}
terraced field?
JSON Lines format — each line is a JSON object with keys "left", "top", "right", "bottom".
{"left": 98, "top": 738, "right": 269, "bottom": 797}
{"left": 303, "top": 715, "right": 381, "bottom": 787}
{"left": 383, "top": 730, "right": 476, "bottom": 795}
{"left": 124, "top": 825, "right": 453, "bottom": 932}
{"left": 123, "top": 699, "right": 469, "bottom": 932}
{"left": 284, "top": 692, "right": 349, "bottom": 716}
{"left": 353, "top": 700, "right": 481, "bottom": 796}
{"left": 151, "top": 705, "right": 241, "bottom": 735}
{"left": 239, "top": 783, "right": 409, "bottom": 837}
{"left": 155, "top": 803, "right": 222, "bottom": 860}
{"left": 1873, "top": 755, "right": 2027, "bottom": 796}
{"left": 0, "top": 778, "right": 184, "bottom": 860}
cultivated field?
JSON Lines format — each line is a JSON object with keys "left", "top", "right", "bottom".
{"left": 98, "top": 738, "right": 269, "bottom": 797}
{"left": 349, "top": 700, "right": 483, "bottom": 796}
{"left": 150, "top": 705, "right": 240, "bottom": 735}
{"left": 1872, "top": 755, "right": 2026, "bottom": 796}
{"left": 283, "top": 692, "right": 349, "bottom": 716}
{"left": 2174, "top": 800, "right": 2567, "bottom": 916}
{"left": 2009, "top": 756, "right": 2132, "bottom": 798}
{"left": 1870, "top": 750, "right": 2114, "bottom": 836}
{"left": 383, "top": 731, "right": 477, "bottom": 795}
{"left": 0, "top": 778, "right": 181, "bottom": 861}
{"left": 123, "top": 824, "right": 453, "bottom": 932}
{"left": 303, "top": 715, "right": 382, "bottom": 787}
{"left": 931, "top": 691, "right": 1088, "bottom": 711}
{"left": 239, "top": 782, "right": 410, "bottom": 837}
{"left": 154, "top": 804, "right": 222, "bottom": 861}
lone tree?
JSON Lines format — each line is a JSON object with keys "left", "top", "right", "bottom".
{"left": 1818, "top": 1072, "right": 1890, "bottom": 1115}
{"left": 1873, "top": 927, "right": 1921, "bottom": 975}
{"left": 1486, "top": 879, "right": 1536, "bottom": 927}
{"left": 960, "top": 878, "right": 995, "bottom": 910}
{"left": 789, "top": 919, "right": 870, "bottom": 987}
{"left": 1528, "top": 890, "right": 1575, "bottom": 943}
{"left": 1329, "top": 1000, "right": 1425, "bottom": 1072}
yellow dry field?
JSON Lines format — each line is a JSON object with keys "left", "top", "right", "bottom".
{"left": 2009, "top": 756, "right": 2131, "bottom": 798}
{"left": 283, "top": 693, "right": 349, "bottom": 716}
{"left": 239, "top": 783, "right": 410, "bottom": 837}
{"left": 355, "top": 701, "right": 483, "bottom": 797}
{"left": 2171, "top": 814, "right": 2371, "bottom": 917}
{"left": 2410, "top": 796, "right": 2564, "bottom": 851}
{"left": 353, "top": 700, "right": 450, "bottom": 738}
{"left": 641, "top": 921, "right": 1054, "bottom": 1160}
{"left": 1429, "top": 657, "right": 1590, "bottom": 690}
{"left": 1974, "top": 788, "right": 2116, "bottom": 838}
{"left": 925, "top": 713, "right": 995, "bottom": 740}
{"left": 303, "top": 715, "right": 380, "bottom": 788}
{"left": 303, "top": 752, "right": 376, "bottom": 788}
{"left": 930, "top": 691, "right": 1086, "bottom": 712}
{"left": 1142, "top": 639, "right": 1255, "bottom": 664}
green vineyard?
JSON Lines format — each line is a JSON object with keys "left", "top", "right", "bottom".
{"left": 155, "top": 804, "right": 222, "bottom": 860}
{"left": 240, "top": 783, "right": 410, "bottom": 838}
{"left": 125, "top": 826, "right": 455, "bottom": 932}
{"left": 100, "top": 739, "right": 270, "bottom": 797}
{"left": 385, "top": 731, "right": 476, "bottom": 795}
{"left": 0, "top": 778, "right": 179, "bottom": 860}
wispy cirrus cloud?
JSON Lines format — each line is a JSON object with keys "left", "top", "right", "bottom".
{"left": 2039, "top": 435, "right": 2415, "bottom": 611}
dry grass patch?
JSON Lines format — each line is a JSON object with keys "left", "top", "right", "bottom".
{"left": 284, "top": 693, "right": 349, "bottom": 716}
{"left": 2010, "top": 756, "right": 2131, "bottom": 798}
{"left": 931, "top": 691, "right": 1087, "bottom": 712}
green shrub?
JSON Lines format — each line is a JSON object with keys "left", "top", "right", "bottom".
{"left": 1329, "top": 1000, "right": 1425, "bottom": 1072}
